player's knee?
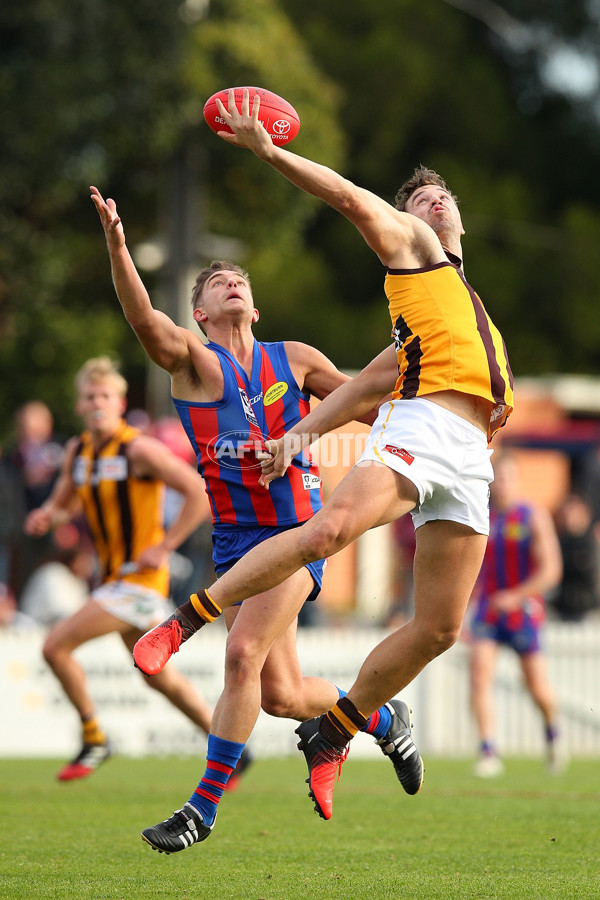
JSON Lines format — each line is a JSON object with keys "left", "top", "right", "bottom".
{"left": 416, "top": 620, "right": 460, "bottom": 660}
{"left": 224, "top": 635, "right": 263, "bottom": 683}
{"left": 260, "top": 687, "right": 294, "bottom": 719}
{"left": 430, "top": 624, "right": 460, "bottom": 656}
{"left": 42, "top": 634, "right": 61, "bottom": 667}
{"left": 470, "top": 669, "right": 488, "bottom": 694}
{"left": 299, "top": 517, "right": 347, "bottom": 561}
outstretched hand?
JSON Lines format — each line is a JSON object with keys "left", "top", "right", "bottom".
{"left": 214, "top": 89, "right": 275, "bottom": 158}
{"left": 90, "top": 185, "right": 125, "bottom": 250}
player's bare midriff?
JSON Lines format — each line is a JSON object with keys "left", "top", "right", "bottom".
{"left": 422, "top": 390, "right": 494, "bottom": 435}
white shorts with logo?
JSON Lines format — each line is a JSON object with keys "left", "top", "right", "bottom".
{"left": 91, "top": 580, "right": 174, "bottom": 631}
{"left": 358, "top": 397, "right": 493, "bottom": 535}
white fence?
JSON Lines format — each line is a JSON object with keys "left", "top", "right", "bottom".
{"left": 1, "top": 621, "right": 599, "bottom": 760}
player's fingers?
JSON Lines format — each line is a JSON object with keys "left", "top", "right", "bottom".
{"left": 227, "top": 88, "right": 238, "bottom": 117}
{"left": 262, "top": 464, "right": 284, "bottom": 487}
{"left": 215, "top": 96, "right": 231, "bottom": 121}
{"left": 241, "top": 87, "right": 250, "bottom": 117}
{"left": 264, "top": 439, "right": 280, "bottom": 456}
{"left": 251, "top": 94, "right": 260, "bottom": 123}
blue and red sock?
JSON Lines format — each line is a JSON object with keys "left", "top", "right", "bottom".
{"left": 187, "top": 734, "right": 245, "bottom": 826}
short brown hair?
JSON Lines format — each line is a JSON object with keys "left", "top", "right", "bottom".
{"left": 394, "top": 165, "right": 458, "bottom": 211}
{"left": 190, "top": 260, "right": 251, "bottom": 311}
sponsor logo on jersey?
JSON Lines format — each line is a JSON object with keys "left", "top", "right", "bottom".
{"left": 264, "top": 381, "right": 289, "bottom": 406}
{"left": 95, "top": 456, "right": 128, "bottom": 483}
{"left": 301, "top": 472, "right": 321, "bottom": 490}
{"left": 505, "top": 523, "right": 529, "bottom": 541}
{"left": 392, "top": 325, "right": 405, "bottom": 351}
{"left": 72, "top": 455, "right": 90, "bottom": 485}
{"left": 238, "top": 388, "right": 260, "bottom": 427}
{"left": 382, "top": 444, "right": 414, "bottom": 465}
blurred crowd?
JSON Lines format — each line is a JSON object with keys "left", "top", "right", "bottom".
{"left": 2, "top": 398, "right": 600, "bottom": 633}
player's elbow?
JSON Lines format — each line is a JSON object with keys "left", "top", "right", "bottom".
{"left": 336, "top": 186, "right": 367, "bottom": 220}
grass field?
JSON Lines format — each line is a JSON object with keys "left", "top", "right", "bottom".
{"left": 1, "top": 755, "right": 598, "bottom": 900}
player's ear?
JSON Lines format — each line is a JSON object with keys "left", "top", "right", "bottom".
{"left": 193, "top": 308, "right": 207, "bottom": 324}
{"left": 252, "top": 308, "right": 259, "bottom": 324}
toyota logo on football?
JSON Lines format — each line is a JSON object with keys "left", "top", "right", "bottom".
{"left": 273, "top": 119, "right": 291, "bottom": 135}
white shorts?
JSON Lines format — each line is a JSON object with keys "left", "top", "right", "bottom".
{"left": 91, "top": 581, "right": 174, "bottom": 631}
{"left": 359, "top": 397, "right": 493, "bottom": 535}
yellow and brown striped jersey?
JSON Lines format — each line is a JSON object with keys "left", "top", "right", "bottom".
{"left": 72, "top": 421, "right": 169, "bottom": 595}
{"left": 385, "top": 252, "right": 513, "bottom": 439}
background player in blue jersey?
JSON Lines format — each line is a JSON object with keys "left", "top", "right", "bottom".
{"left": 91, "top": 186, "right": 423, "bottom": 853}
{"left": 468, "top": 451, "right": 565, "bottom": 776}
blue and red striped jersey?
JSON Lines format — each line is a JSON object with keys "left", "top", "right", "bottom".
{"left": 172, "top": 340, "right": 323, "bottom": 527}
{"left": 476, "top": 502, "right": 545, "bottom": 627}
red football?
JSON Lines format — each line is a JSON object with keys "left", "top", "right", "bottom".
{"left": 203, "top": 86, "right": 300, "bottom": 146}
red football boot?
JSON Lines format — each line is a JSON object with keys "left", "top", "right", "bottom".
{"left": 57, "top": 741, "right": 111, "bottom": 781}
{"left": 295, "top": 717, "right": 349, "bottom": 820}
{"left": 133, "top": 614, "right": 194, "bottom": 676}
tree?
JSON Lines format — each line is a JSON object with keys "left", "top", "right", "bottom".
{"left": 0, "top": 0, "right": 345, "bottom": 440}
{"left": 3, "top": 0, "right": 600, "bottom": 445}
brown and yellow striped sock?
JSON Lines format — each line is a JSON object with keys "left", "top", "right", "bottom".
{"left": 82, "top": 717, "right": 107, "bottom": 746}
{"left": 320, "top": 696, "right": 368, "bottom": 749}
{"left": 190, "top": 589, "right": 222, "bottom": 623}
{"left": 176, "top": 589, "right": 222, "bottom": 635}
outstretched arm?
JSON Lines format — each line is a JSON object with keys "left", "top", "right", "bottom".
{"left": 214, "top": 91, "right": 429, "bottom": 269}
{"left": 90, "top": 187, "right": 193, "bottom": 373}
{"left": 284, "top": 340, "right": 385, "bottom": 426}
{"left": 260, "top": 344, "right": 397, "bottom": 487}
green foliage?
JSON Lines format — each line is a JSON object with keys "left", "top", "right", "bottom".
{"left": 0, "top": 756, "right": 598, "bottom": 899}
{"left": 0, "top": 0, "right": 345, "bottom": 440}
{"left": 2, "top": 0, "right": 600, "bottom": 439}
{"left": 0, "top": 0, "right": 190, "bottom": 439}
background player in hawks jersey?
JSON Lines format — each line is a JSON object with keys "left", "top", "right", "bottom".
{"left": 24, "top": 357, "right": 216, "bottom": 781}
{"left": 91, "top": 186, "right": 423, "bottom": 853}
{"left": 134, "top": 90, "right": 514, "bottom": 821}
{"left": 468, "top": 451, "right": 565, "bottom": 777}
